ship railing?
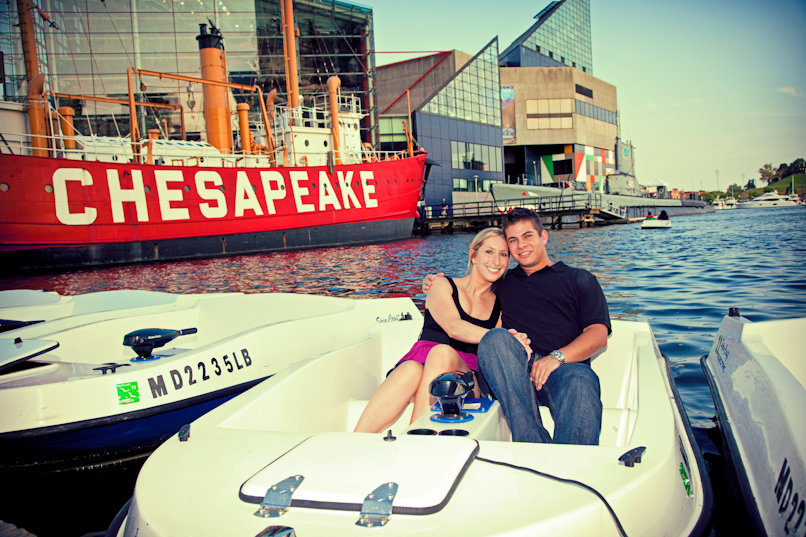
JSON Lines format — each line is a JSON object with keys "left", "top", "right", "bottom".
{"left": 0, "top": 128, "right": 421, "bottom": 168}
{"left": 0, "top": 130, "right": 135, "bottom": 161}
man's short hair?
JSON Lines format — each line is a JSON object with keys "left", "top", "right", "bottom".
{"left": 502, "top": 207, "right": 545, "bottom": 234}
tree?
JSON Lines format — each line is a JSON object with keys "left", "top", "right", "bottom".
{"left": 789, "top": 158, "right": 806, "bottom": 177}
{"left": 758, "top": 163, "right": 777, "bottom": 185}
{"left": 777, "top": 162, "right": 790, "bottom": 179}
{"left": 745, "top": 178, "right": 756, "bottom": 190}
{"left": 725, "top": 183, "right": 742, "bottom": 196}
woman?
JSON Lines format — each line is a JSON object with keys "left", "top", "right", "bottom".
{"left": 354, "top": 227, "right": 527, "bottom": 433}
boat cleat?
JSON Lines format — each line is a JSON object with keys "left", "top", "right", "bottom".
{"left": 255, "top": 475, "right": 304, "bottom": 518}
{"left": 356, "top": 482, "right": 398, "bottom": 527}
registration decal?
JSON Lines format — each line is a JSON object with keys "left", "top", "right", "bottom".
{"left": 775, "top": 458, "right": 805, "bottom": 535}
{"left": 146, "top": 348, "right": 253, "bottom": 399}
{"left": 117, "top": 381, "right": 140, "bottom": 405}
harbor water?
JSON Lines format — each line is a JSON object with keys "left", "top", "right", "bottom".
{"left": 1, "top": 207, "right": 804, "bottom": 536}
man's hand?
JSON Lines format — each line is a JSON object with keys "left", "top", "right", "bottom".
{"left": 421, "top": 272, "right": 444, "bottom": 294}
{"left": 530, "top": 355, "right": 561, "bottom": 391}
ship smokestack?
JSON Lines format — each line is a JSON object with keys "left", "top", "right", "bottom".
{"left": 196, "top": 23, "right": 232, "bottom": 153}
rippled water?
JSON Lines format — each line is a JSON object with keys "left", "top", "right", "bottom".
{"left": 1, "top": 206, "right": 805, "bottom": 535}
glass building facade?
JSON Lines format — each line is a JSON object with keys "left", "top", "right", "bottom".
{"left": 413, "top": 38, "right": 504, "bottom": 206}
{"left": 1, "top": 0, "right": 377, "bottom": 141}
{"left": 500, "top": 0, "right": 592, "bottom": 74}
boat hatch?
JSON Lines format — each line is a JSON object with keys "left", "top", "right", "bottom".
{"left": 240, "top": 433, "right": 478, "bottom": 516}
{"left": 0, "top": 338, "right": 58, "bottom": 373}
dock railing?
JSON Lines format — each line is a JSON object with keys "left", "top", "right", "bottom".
{"left": 426, "top": 192, "right": 627, "bottom": 222}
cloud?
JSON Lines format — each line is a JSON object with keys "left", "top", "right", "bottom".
{"left": 778, "top": 86, "right": 805, "bottom": 98}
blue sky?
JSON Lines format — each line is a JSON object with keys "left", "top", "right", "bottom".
{"left": 367, "top": 0, "right": 806, "bottom": 192}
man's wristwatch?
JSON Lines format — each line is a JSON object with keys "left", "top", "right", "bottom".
{"left": 550, "top": 350, "right": 566, "bottom": 366}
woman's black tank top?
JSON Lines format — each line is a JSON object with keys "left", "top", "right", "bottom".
{"left": 419, "top": 277, "right": 501, "bottom": 354}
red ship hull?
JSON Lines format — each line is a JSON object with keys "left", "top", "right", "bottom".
{"left": 0, "top": 153, "right": 427, "bottom": 271}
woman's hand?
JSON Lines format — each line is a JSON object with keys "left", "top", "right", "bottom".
{"left": 421, "top": 272, "right": 444, "bottom": 294}
{"left": 508, "top": 329, "right": 532, "bottom": 358}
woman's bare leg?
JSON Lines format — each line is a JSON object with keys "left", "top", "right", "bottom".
{"left": 410, "top": 345, "right": 477, "bottom": 424}
{"left": 354, "top": 360, "right": 423, "bottom": 433}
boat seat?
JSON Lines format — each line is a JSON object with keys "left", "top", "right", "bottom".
{"left": 347, "top": 399, "right": 632, "bottom": 446}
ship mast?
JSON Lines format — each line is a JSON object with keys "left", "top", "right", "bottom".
{"left": 281, "top": 0, "right": 300, "bottom": 114}
{"left": 16, "top": 0, "right": 48, "bottom": 156}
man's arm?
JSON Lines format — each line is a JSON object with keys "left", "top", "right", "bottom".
{"left": 529, "top": 323, "right": 608, "bottom": 391}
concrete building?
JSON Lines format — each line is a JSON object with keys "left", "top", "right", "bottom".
{"left": 499, "top": 0, "right": 627, "bottom": 193}
{"left": 500, "top": 66, "right": 618, "bottom": 192}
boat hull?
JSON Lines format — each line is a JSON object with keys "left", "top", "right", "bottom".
{"left": 0, "top": 153, "right": 427, "bottom": 271}
{"left": 701, "top": 314, "right": 806, "bottom": 537}
{"left": 0, "top": 291, "right": 381, "bottom": 475}
{"left": 113, "top": 312, "right": 712, "bottom": 537}
{"left": 0, "top": 379, "right": 260, "bottom": 474}
{"left": 641, "top": 219, "right": 671, "bottom": 229}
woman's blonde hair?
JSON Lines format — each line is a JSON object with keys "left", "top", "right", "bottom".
{"left": 464, "top": 227, "right": 508, "bottom": 275}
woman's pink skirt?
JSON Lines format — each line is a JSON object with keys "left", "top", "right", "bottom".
{"left": 395, "top": 340, "right": 478, "bottom": 371}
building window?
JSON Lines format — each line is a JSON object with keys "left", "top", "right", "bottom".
{"left": 450, "top": 141, "right": 503, "bottom": 172}
{"left": 420, "top": 39, "right": 501, "bottom": 127}
{"left": 574, "top": 99, "right": 616, "bottom": 125}
{"left": 575, "top": 84, "right": 593, "bottom": 99}
{"left": 554, "top": 159, "right": 573, "bottom": 175}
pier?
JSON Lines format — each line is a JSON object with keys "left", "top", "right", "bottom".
{"left": 420, "top": 193, "right": 632, "bottom": 233}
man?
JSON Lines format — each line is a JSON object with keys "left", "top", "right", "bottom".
{"left": 424, "top": 208, "right": 609, "bottom": 445}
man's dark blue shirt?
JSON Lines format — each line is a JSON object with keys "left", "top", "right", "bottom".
{"left": 495, "top": 261, "right": 611, "bottom": 359}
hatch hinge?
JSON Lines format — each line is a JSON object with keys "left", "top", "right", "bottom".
{"left": 356, "top": 482, "right": 398, "bottom": 528}
{"left": 254, "top": 475, "right": 304, "bottom": 518}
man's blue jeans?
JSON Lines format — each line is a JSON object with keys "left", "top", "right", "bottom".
{"left": 478, "top": 328, "right": 602, "bottom": 445}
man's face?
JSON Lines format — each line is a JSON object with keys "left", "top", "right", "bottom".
{"left": 504, "top": 220, "right": 549, "bottom": 275}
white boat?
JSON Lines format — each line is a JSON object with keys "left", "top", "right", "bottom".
{"left": 713, "top": 196, "right": 738, "bottom": 210}
{"left": 0, "top": 290, "right": 380, "bottom": 474}
{"left": 641, "top": 216, "right": 671, "bottom": 229}
{"left": 111, "top": 298, "right": 713, "bottom": 537}
{"left": 737, "top": 191, "right": 799, "bottom": 209}
{"left": 701, "top": 311, "right": 806, "bottom": 537}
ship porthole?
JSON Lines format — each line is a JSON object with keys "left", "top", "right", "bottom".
{"left": 304, "top": 139, "right": 309, "bottom": 147}
{"left": 144, "top": 186, "right": 151, "bottom": 193}
{"left": 184, "top": 185, "right": 190, "bottom": 192}
{"left": 219, "top": 185, "right": 225, "bottom": 192}
{"left": 1, "top": 183, "right": 9, "bottom": 192}
{"left": 323, "top": 141, "right": 328, "bottom": 147}
{"left": 43, "top": 184, "right": 52, "bottom": 193}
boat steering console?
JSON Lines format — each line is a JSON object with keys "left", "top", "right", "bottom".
{"left": 123, "top": 327, "right": 198, "bottom": 360}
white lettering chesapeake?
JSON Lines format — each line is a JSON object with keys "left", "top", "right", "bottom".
{"left": 337, "top": 170, "right": 361, "bottom": 209}
{"left": 289, "top": 171, "right": 315, "bottom": 213}
{"left": 234, "top": 171, "right": 264, "bottom": 217}
{"left": 195, "top": 171, "right": 227, "bottom": 219}
{"left": 52, "top": 168, "right": 97, "bottom": 225}
{"left": 360, "top": 171, "right": 378, "bottom": 208}
{"left": 154, "top": 170, "right": 190, "bottom": 221}
{"left": 260, "top": 171, "right": 286, "bottom": 214}
{"left": 318, "top": 171, "right": 342, "bottom": 211}
{"left": 107, "top": 169, "right": 148, "bottom": 223}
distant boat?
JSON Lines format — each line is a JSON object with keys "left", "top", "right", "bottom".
{"left": 713, "top": 196, "right": 737, "bottom": 210}
{"left": 641, "top": 211, "right": 671, "bottom": 229}
{"left": 737, "top": 192, "right": 798, "bottom": 209}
